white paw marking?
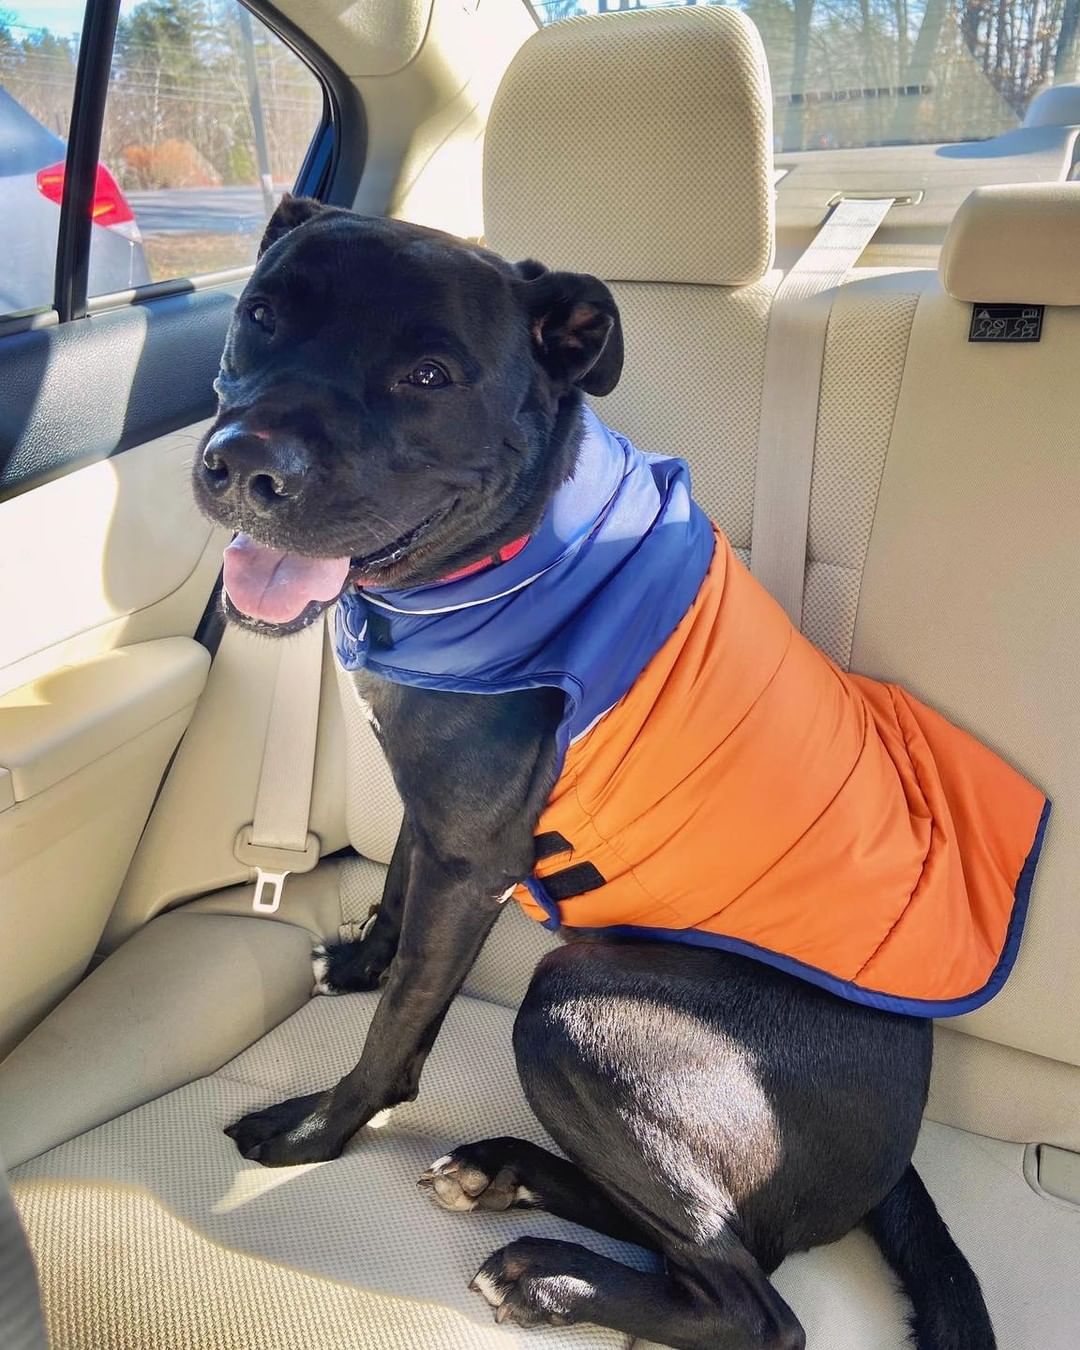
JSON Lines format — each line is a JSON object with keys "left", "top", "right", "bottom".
{"left": 311, "top": 945, "right": 333, "bottom": 995}
{"left": 470, "top": 1268, "right": 507, "bottom": 1308}
{"left": 495, "top": 885, "right": 516, "bottom": 904}
{"left": 514, "top": 1185, "right": 541, "bottom": 1206}
{"left": 435, "top": 1186, "right": 479, "bottom": 1212}
{"left": 367, "top": 1108, "right": 394, "bottom": 1130}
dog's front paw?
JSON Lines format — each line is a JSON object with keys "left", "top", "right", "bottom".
{"left": 312, "top": 937, "right": 391, "bottom": 996}
{"left": 419, "top": 1141, "right": 540, "bottom": 1214}
{"left": 471, "top": 1238, "right": 586, "bottom": 1328}
{"left": 225, "top": 1091, "right": 351, "bottom": 1166}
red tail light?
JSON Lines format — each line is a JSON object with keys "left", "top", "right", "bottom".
{"left": 36, "top": 161, "right": 136, "bottom": 227}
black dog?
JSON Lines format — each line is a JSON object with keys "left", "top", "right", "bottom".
{"left": 193, "top": 197, "right": 995, "bottom": 1350}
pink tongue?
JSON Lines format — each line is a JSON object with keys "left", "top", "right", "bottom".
{"left": 223, "top": 534, "right": 351, "bottom": 624}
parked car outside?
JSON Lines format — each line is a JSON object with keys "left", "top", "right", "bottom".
{"left": 0, "top": 85, "right": 149, "bottom": 315}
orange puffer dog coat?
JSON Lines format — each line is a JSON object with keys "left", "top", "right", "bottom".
{"left": 517, "top": 528, "right": 1049, "bottom": 1015}
{"left": 336, "top": 409, "right": 1049, "bottom": 1017}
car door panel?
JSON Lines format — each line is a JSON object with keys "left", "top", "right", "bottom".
{"left": 0, "top": 289, "right": 239, "bottom": 1053}
{"left": 0, "top": 420, "right": 226, "bottom": 693}
{"left": 0, "top": 637, "right": 211, "bottom": 1052}
{"left": 0, "top": 692, "right": 205, "bottom": 1059}
{"left": 0, "top": 286, "right": 238, "bottom": 501}
{"left": 0, "top": 0, "right": 348, "bottom": 1057}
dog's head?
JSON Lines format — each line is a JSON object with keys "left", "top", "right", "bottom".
{"left": 193, "top": 198, "right": 624, "bottom": 635}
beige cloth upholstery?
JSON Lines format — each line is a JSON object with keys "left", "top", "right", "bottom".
{"left": 0, "top": 1154, "right": 45, "bottom": 1350}
{"left": 485, "top": 7, "right": 774, "bottom": 286}
{"left": 851, "top": 290, "right": 1080, "bottom": 1070}
{"left": 0, "top": 913, "right": 314, "bottom": 1170}
{"left": 334, "top": 655, "right": 402, "bottom": 866}
{"left": 802, "top": 275, "right": 924, "bottom": 666}
{"left": 939, "top": 183, "right": 1080, "bottom": 305}
{"left": 750, "top": 196, "right": 895, "bottom": 626}
{"left": 595, "top": 277, "right": 778, "bottom": 558}
{"left": 10, "top": 903, "right": 1080, "bottom": 1350}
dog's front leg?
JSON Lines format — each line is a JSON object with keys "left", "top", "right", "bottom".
{"left": 226, "top": 681, "right": 561, "bottom": 1167}
{"left": 226, "top": 853, "right": 510, "bottom": 1166}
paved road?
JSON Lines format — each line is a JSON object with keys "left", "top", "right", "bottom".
{"left": 127, "top": 185, "right": 282, "bottom": 235}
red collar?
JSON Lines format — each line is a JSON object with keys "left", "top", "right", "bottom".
{"left": 355, "top": 535, "right": 530, "bottom": 592}
{"left": 434, "top": 535, "right": 529, "bottom": 584}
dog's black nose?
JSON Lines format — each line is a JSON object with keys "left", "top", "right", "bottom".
{"left": 200, "top": 426, "right": 307, "bottom": 510}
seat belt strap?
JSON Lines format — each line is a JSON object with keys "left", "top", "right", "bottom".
{"left": 750, "top": 197, "right": 894, "bottom": 628}
{"left": 234, "top": 613, "right": 324, "bottom": 914}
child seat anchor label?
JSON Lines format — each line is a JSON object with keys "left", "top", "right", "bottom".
{"left": 969, "top": 304, "right": 1044, "bottom": 343}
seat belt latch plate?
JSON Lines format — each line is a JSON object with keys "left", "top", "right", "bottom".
{"left": 252, "top": 869, "right": 289, "bottom": 915}
{"left": 234, "top": 826, "right": 321, "bottom": 915}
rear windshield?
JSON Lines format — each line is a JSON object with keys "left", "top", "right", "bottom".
{"left": 529, "top": 0, "right": 1080, "bottom": 151}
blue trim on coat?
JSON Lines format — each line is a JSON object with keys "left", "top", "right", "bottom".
{"left": 523, "top": 876, "right": 564, "bottom": 931}
{"left": 542, "top": 797, "right": 1051, "bottom": 1018}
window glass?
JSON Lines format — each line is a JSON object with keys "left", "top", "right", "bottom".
{"left": 0, "top": 7, "right": 83, "bottom": 316}
{"left": 530, "top": 0, "right": 1080, "bottom": 151}
{"left": 90, "top": 0, "right": 324, "bottom": 295}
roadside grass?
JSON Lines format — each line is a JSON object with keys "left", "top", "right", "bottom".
{"left": 142, "top": 232, "right": 259, "bottom": 282}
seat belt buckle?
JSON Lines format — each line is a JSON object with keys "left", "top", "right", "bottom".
{"left": 234, "top": 826, "right": 320, "bottom": 915}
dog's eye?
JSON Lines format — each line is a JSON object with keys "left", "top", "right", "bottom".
{"left": 405, "top": 361, "right": 450, "bottom": 389}
{"left": 247, "top": 302, "right": 275, "bottom": 334}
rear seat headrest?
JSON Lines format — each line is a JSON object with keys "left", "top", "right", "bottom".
{"left": 939, "top": 183, "right": 1080, "bottom": 306}
{"left": 484, "top": 7, "right": 775, "bottom": 287}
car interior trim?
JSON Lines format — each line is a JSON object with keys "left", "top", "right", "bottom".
{"left": 53, "top": 0, "right": 122, "bottom": 324}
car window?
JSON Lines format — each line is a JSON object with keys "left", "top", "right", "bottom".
{"left": 529, "top": 0, "right": 1080, "bottom": 152}
{"left": 90, "top": 0, "right": 324, "bottom": 295}
{"left": 0, "top": 14, "right": 81, "bottom": 317}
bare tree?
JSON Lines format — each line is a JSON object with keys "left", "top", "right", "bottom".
{"left": 782, "top": 0, "right": 816, "bottom": 147}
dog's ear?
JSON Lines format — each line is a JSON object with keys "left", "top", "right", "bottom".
{"left": 520, "top": 269, "right": 624, "bottom": 396}
{"left": 259, "top": 195, "right": 327, "bottom": 256}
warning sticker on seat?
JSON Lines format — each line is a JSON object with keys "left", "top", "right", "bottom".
{"left": 969, "top": 304, "right": 1044, "bottom": 343}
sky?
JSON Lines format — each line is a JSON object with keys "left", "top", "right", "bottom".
{"left": 6, "top": 2, "right": 140, "bottom": 41}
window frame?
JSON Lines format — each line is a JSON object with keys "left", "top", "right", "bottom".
{"left": 1, "top": 0, "right": 363, "bottom": 334}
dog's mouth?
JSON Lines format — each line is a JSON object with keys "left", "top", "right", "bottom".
{"left": 221, "top": 509, "right": 447, "bottom": 632}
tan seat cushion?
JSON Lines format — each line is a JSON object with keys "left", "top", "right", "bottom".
{"left": 10, "top": 902, "right": 1080, "bottom": 1350}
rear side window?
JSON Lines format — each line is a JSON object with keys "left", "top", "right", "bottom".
{"left": 91, "top": 0, "right": 324, "bottom": 295}
{"left": 0, "top": 1, "right": 326, "bottom": 323}
{"left": 0, "top": 18, "right": 80, "bottom": 316}
{"left": 530, "top": 0, "right": 1080, "bottom": 152}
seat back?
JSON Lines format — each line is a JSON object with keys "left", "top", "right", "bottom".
{"left": 853, "top": 192, "right": 1080, "bottom": 1077}
{"left": 481, "top": 8, "right": 1080, "bottom": 1147}
{"left": 485, "top": 5, "right": 778, "bottom": 560}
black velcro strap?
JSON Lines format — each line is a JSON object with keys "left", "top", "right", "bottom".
{"left": 542, "top": 862, "right": 606, "bottom": 902}
{"left": 534, "top": 831, "right": 573, "bottom": 861}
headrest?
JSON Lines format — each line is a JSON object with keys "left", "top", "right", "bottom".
{"left": 939, "top": 183, "right": 1080, "bottom": 306}
{"left": 484, "top": 7, "right": 774, "bottom": 287}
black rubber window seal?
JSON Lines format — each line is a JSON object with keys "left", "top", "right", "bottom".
{"left": 54, "top": 0, "right": 122, "bottom": 324}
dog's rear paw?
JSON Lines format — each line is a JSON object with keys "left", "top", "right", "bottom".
{"left": 312, "top": 938, "right": 389, "bottom": 996}
{"left": 419, "top": 1140, "right": 540, "bottom": 1214}
{"left": 471, "top": 1238, "right": 583, "bottom": 1328}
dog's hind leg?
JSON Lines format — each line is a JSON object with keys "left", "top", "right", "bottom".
{"left": 471, "top": 1234, "right": 804, "bottom": 1349}
{"left": 418, "top": 1136, "right": 657, "bottom": 1247}
{"left": 461, "top": 945, "right": 808, "bottom": 1346}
